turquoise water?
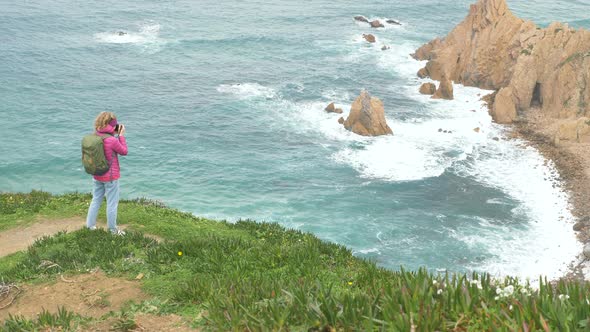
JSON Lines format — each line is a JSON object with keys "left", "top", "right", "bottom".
{"left": 1, "top": 0, "right": 588, "bottom": 278}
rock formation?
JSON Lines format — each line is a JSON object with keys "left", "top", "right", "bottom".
{"left": 363, "top": 34, "right": 376, "bottom": 43}
{"left": 419, "top": 83, "right": 437, "bottom": 95}
{"left": 343, "top": 91, "right": 393, "bottom": 136}
{"left": 413, "top": 0, "right": 590, "bottom": 133}
{"left": 417, "top": 67, "right": 428, "bottom": 79}
{"left": 325, "top": 102, "right": 343, "bottom": 114}
{"left": 386, "top": 19, "right": 401, "bottom": 26}
{"left": 432, "top": 75, "right": 454, "bottom": 100}
{"left": 325, "top": 102, "right": 335, "bottom": 112}
{"left": 381, "top": 45, "right": 390, "bottom": 51}
{"left": 354, "top": 16, "right": 369, "bottom": 23}
{"left": 370, "top": 20, "right": 384, "bottom": 28}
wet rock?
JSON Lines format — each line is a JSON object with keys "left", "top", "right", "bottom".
{"left": 584, "top": 243, "right": 590, "bottom": 259}
{"left": 343, "top": 90, "right": 393, "bottom": 136}
{"left": 386, "top": 19, "right": 401, "bottom": 25}
{"left": 431, "top": 75, "right": 454, "bottom": 100}
{"left": 417, "top": 67, "right": 429, "bottom": 79}
{"left": 354, "top": 16, "right": 369, "bottom": 23}
{"left": 363, "top": 34, "right": 376, "bottom": 43}
{"left": 573, "top": 222, "right": 585, "bottom": 232}
{"left": 338, "top": 117, "right": 345, "bottom": 124}
{"left": 473, "top": 127, "right": 481, "bottom": 133}
{"left": 370, "top": 20, "right": 384, "bottom": 28}
{"left": 493, "top": 137, "right": 500, "bottom": 141}
{"left": 419, "top": 83, "right": 436, "bottom": 95}
{"left": 325, "top": 102, "right": 336, "bottom": 112}
{"left": 325, "top": 103, "right": 343, "bottom": 114}
{"left": 381, "top": 45, "right": 390, "bottom": 51}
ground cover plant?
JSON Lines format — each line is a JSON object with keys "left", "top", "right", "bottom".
{"left": 0, "top": 191, "right": 589, "bottom": 331}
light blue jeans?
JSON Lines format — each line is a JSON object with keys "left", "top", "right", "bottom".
{"left": 86, "top": 179, "right": 120, "bottom": 232}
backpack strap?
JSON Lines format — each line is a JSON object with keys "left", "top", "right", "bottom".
{"left": 96, "top": 133, "right": 116, "bottom": 180}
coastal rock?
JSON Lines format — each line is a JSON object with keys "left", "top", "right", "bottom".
{"left": 573, "top": 221, "right": 585, "bottom": 232}
{"left": 386, "top": 19, "right": 401, "bottom": 25}
{"left": 491, "top": 87, "right": 517, "bottom": 124}
{"left": 370, "top": 20, "right": 384, "bottom": 28}
{"left": 354, "top": 15, "right": 369, "bottom": 23}
{"left": 473, "top": 127, "right": 480, "bottom": 133}
{"left": 556, "top": 117, "right": 590, "bottom": 143}
{"left": 381, "top": 45, "right": 390, "bottom": 51}
{"left": 343, "top": 90, "right": 393, "bottom": 136}
{"left": 432, "top": 76, "right": 454, "bottom": 100}
{"left": 338, "top": 117, "right": 345, "bottom": 124}
{"left": 325, "top": 103, "right": 344, "bottom": 114}
{"left": 413, "top": 0, "right": 590, "bottom": 137}
{"left": 417, "top": 67, "right": 429, "bottom": 79}
{"left": 584, "top": 244, "right": 590, "bottom": 259}
{"left": 325, "top": 102, "right": 336, "bottom": 112}
{"left": 363, "top": 34, "right": 376, "bottom": 43}
{"left": 419, "top": 83, "right": 436, "bottom": 95}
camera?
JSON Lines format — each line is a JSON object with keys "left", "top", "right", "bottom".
{"left": 114, "top": 124, "right": 121, "bottom": 133}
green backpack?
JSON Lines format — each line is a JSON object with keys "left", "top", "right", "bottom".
{"left": 81, "top": 134, "right": 112, "bottom": 175}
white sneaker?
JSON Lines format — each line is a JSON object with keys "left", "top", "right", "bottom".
{"left": 87, "top": 226, "right": 97, "bottom": 230}
{"left": 111, "top": 229, "right": 126, "bottom": 236}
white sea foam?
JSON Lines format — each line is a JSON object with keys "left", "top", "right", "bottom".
{"left": 94, "top": 23, "right": 166, "bottom": 52}
{"left": 452, "top": 142, "right": 581, "bottom": 281}
{"left": 216, "top": 83, "right": 276, "bottom": 100}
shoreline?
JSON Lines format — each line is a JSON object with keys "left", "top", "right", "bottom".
{"left": 506, "top": 106, "right": 590, "bottom": 280}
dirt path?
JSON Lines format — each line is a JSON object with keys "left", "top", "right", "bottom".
{"left": 0, "top": 218, "right": 86, "bottom": 258}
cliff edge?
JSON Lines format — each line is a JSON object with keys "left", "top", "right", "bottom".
{"left": 413, "top": 0, "right": 590, "bottom": 138}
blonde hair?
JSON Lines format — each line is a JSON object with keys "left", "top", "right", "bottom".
{"left": 94, "top": 112, "right": 117, "bottom": 131}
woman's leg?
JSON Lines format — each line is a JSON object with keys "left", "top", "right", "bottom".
{"left": 105, "top": 180, "right": 120, "bottom": 232}
{"left": 86, "top": 179, "right": 105, "bottom": 229}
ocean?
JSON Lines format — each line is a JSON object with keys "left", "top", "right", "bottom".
{"left": 1, "top": 0, "right": 588, "bottom": 280}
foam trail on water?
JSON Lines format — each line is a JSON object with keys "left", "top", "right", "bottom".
{"left": 217, "top": 83, "right": 276, "bottom": 100}
{"left": 94, "top": 23, "right": 166, "bottom": 52}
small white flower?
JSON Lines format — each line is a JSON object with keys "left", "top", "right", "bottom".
{"left": 558, "top": 294, "right": 570, "bottom": 301}
{"left": 494, "top": 296, "right": 500, "bottom": 300}
{"left": 433, "top": 280, "right": 438, "bottom": 286}
{"left": 437, "top": 289, "right": 443, "bottom": 295}
{"left": 496, "top": 288, "right": 502, "bottom": 295}
{"left": 509, "top": 305, "right": 513, "bottom": 311}
{"left": 504, "top": 285, "right": 514, "bottom": 296}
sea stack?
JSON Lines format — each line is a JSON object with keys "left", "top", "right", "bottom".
{"left": 342, "top": 90, "right": 393, "bottom": 136}
{"left": 431, "top": 75, "right": 454, "bottom": 100}
{"left": 412, "top": 0, "right": 590, "bottom": 135}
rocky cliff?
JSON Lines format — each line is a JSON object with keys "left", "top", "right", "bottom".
{"left": 413, "top": 0, "right": 590, "bottom": 140}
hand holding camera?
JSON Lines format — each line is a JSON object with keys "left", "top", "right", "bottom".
{"left": 115, "top": 124, "right": 126, "bottom": 136}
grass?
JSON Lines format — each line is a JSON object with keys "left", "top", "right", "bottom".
{"left": 1, "top": 191, "right": 590, "bottom": 331}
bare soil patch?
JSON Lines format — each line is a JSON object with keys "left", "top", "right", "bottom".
{"left": 0, "top": 270, "right": 147, "bottom": 321}
{"left": 0, "top": 217, "right": 85, "bottom": 258}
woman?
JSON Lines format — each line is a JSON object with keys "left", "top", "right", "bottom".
{"left": 86, "top": 111, "right": 128, "bottom": 235}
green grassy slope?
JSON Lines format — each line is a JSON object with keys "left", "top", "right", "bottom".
{"left": 0, "top": 191, "right": 589, "bottom": 331}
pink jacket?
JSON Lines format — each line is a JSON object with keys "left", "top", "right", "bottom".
{"left": 93, "top": 124, "right": 128, "bottom": 182}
